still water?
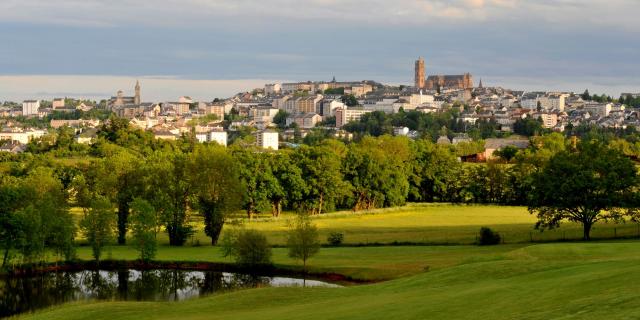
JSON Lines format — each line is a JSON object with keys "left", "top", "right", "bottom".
{"left": 0, "top": 269, "right": 340, "bottom": 318}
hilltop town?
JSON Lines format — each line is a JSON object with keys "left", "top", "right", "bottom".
{"left": 1, "top": 57, "right": 639, "bottom": 155}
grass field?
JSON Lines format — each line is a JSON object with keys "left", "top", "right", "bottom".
{"left": 15, "top": 204, "right": 640, "bottom": 319}
{"left": 166, "top": 203, "right": 639, "bottom": 246}
{"left": 24, "top": 241, "right": 640, "bottom": 320}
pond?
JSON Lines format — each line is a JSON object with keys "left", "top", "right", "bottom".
{"left": 0, "top": 269, "right": 341, "bottom": 318}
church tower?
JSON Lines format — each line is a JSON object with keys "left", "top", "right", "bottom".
{"left": 134, "top": 80, "right": 141, "bottom": 105}
{"left": 415, "top": 57, "right": 425, "bottom": 89}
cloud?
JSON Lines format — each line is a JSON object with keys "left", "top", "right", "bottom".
{"left": 0, "top": 0, "right": 637, "bottom": 30}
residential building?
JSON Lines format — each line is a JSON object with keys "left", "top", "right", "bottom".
{"left": 265, "top": 83, "right": 282, "bottom": 95}
{"left": 534, "top": 112, "right": 559, "bottom": 128}
{"left": 52, "top": 98, "right": 65, "bottom": 109}
{"left": 255, "top": 130, "right": 279, "bottom": 150}
{"left": 209, "top": 130, "right": 228, "bottom": 146}
{"left": 394, "top": 127, "right": 410, "bottom": 136}
{"left": 583, "top": 102, "right": 613, "bottom": 117}
{"left": 0, "top": 128, "right": 46, "bottom": 144}
{"left": 322, "top": 99, "right": 345, "bottom": 116}
{"left": 0, "top": 141, "right": 26, "bottom": 153}
{"left": 484, "top": 138, "right": 530, "bottom": 160}
{"left": 335, "top": 107, "right": 373, "bottom": 128}
{"left": 22, "top": 100, "right": 40, "bottom": 116}
{"left": 286, "top": 113, "right": 322, "bottom": 129}
{"left": 198, "top": 102, "right": 225, "bottom": 120}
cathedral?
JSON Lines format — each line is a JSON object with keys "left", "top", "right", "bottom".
{"left": 108, "top": 81, "right": 141, "bottom": 109}
{"left": 414, "top": 57, "right": 474, "bottom": 90}
{"left": 425, "top": 73, "right": 473, "bottom": 91}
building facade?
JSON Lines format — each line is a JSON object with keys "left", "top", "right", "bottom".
{"left": 22, "top": 100, "right": 40, "bottom": 116}
{"left": 255, "top": 131, "right": 279, "bottom": 150}
{"left": 425, "top": 73, "right": 473, "bottom": 90}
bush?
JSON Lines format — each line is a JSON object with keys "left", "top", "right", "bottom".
{"left": 222, "top": 229, "right": 272, "bottom": 268}
{"left": 478, "top": 227, "right": 501, "bottom": 245}
{"left": 327, "top": 232, "right": 344, "bottom": 246}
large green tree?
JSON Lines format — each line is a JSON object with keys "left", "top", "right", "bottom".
{"left": 189, "top": 145, "right": 242, "bottom": 244}
{"left": 144, "top": 150, "right": 193, "bottom": 246}
{"left": 264, "top": 152, "right": 306, "bottom": 217}
{"left": 292, "top": 142, "right": 350, "bottom": 214}
{"left": 232, "top": 148, "right": 273, "bottom": 218}
{"left": 528, "top": 141, "right": 640, "bottom": 240}
{"left": 129, "top": 198, "right": 157, "bottom": 262}
{"left": 80, "top": 196, "right": 115, "bottom": 263}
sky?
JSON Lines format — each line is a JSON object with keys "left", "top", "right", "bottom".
{"left": 1, "top": 0, "right": 639, "bottom": 101}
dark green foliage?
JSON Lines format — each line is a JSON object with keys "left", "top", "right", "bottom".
{"left": 273, "top": 110, "right": 289, "bottom": 129}
{"left": 513, "top": 117, "right": 545, "bottom": 137}
{"left": 80, "top": 196, "right": 115, "bottom": 262}
{"left": 222, "top": 229, "right": 272, "bottom": 268}
{"left": 528, "top": 140, "right": 640, "bottom": 240}
{"left": 144, "top": 150, "right": 193, "bottom": 246}
{"left": 327, "top": 232, "right": 344, "bottom": 246}
{"left": 189, "top": 145, "right": 242, "bottom": 244}
{"left": 478, "top": 227, "right": 501, "bottom": 245}
{"left": 341, "top": 94, "right": 358, "bottom": 107}
{"left": 324, "top": 88, "right": 345, "bottom": 95}
{"left": 493, "top": 145, "right": 519, "bottom": 162}
{"left": 129, "top": 198, "right": 157, "bottom": 262}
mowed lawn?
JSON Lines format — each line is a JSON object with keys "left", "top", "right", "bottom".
{"left": 26, "top": 241, "right": 640, "bottom": 320}
{"left": 198, "top": 204, "right": 638, "bottom": 245}
{"left": 70, "top": 204, "right": 640, "bottom": 246}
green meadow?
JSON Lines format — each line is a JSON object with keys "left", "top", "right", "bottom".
{"left": 18, "top": 204, "right": 640, "bottom": 319}
{"left": 24, "top": 241, "right": 640, "bottom": 320}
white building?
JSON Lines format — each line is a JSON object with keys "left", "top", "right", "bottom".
{"left": 322, "top": 99, "right": 345, "bottom": 117}
{"left": 583, "top": 102, "right": 613, "bottom": 117}
{"left": 255, "top": 130, "right": 279, "bottom": 150}
{"left": 22, "top": 100, "right": 40, "bottom": 116}
{"left": 209, "top": 130, "right": 228, "bottom": 146}
{"left": 393, "top": 127, "right": 410, "bottom": 136}
{"left": 0, "top": 128, "right": 46, "bottom": 144}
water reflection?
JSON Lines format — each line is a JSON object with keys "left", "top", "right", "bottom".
{"left": 0, "top": 269, "right": 340, "bottom": 317}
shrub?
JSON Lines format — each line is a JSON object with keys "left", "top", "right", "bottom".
{"left": 222, "top": 229, "right": 272, "bottom": 268}
{"left": 327, "top": 232, "right": 344, "bottom": 246}
{"left": 478, "top": 227, "right": 501, "bottom": 245}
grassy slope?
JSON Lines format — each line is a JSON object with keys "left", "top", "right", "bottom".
{"left": 25, "top": 241, "right": 640, "bottom": 320}
{"left": 69, "top": 244, "right": 522, "bottom": 281}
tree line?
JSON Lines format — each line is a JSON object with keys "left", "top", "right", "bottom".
{"left": 2, "top": 118, "right": 640, "bottom": 268}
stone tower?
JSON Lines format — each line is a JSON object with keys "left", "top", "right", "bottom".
{"left": 415, "top": 57, "right": 425, "bottom": 89}
{"left": 134, "top": 80, "right": 141, "bottom": 105}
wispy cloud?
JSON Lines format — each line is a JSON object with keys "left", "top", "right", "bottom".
{"left": 1, "top": 0, "right": 638, "bottom": 30}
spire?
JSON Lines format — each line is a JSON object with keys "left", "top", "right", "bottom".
{"left": 478, "top": 78, "right": 483, "bottom": 89}
{"left": 332, "top": 76, "right": 336, "bottom": 83}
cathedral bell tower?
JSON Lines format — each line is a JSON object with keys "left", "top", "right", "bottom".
{"left": 134, "top": 80, "right": 141, "bottom": 105}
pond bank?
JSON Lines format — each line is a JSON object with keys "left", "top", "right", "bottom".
{"left": 1, "top": 259, "right": 374, "bottom": 285}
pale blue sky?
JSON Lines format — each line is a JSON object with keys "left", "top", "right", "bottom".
{"left": 1, "top": 0, "right": 639, "bottom": 100}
